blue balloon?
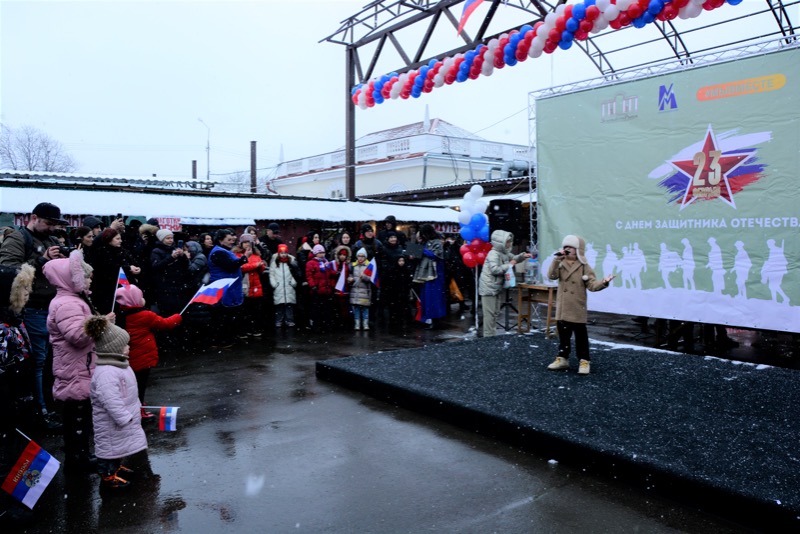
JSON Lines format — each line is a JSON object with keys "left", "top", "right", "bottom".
{"left": 566, "top": 18, "right": 579, "bottom": 33}
{"left": 351, "top": 85, "right": 361, "bottom": 95}
{"left": 648, "top": 0, "right": 663, "bottom": 15}
{"left": 632, "top": 16, "right": 647, "bottom": 28}
{"left": 469, "top": 213, "right": 488, "bottom": 230}
{"left": 561, "top": 30, "right": 574, "bottom": 42}
{"left": 509, "top": 33, "right": 521, "bottom": 46}
{"left": 460, "top": 226, "right": 476, "bottom": 242}
{"left": 727, "top": 0, "right": 744, "bottom": 4}
{"left": 456, "top": 71, "right": 468, "bottom": 83}
{"left": 411, "top": 87, "right": 421, "bottom": 98}
{"left": 478, "top": 226, "right": 489, "bottom": 242}
{"left": 519, "top": 24, "right": 533, "bottom": 35}
{"left": 505, "top": 56, "right": 517, "bottom": 66}
{"left": 558, "top": 39, "right": 573, "bottom": 50}
{"left": 642, "top": 11, "right": 655, "bottom": 24}
{"left": 374, "top": 94, "right": 384, "bottom": 104}
{"left": 572, "top": 5, "right": 586, "bottom": 20}
{"left": 460, "top": 62, "right": 470, "bottom": 73}
{"left": 585, "top": 0, "right": 596, "bottom": 6}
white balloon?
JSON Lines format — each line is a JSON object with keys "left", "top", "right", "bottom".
{"left": 555, "top": 3, "right": 566, "bottom": 16}
{"left": 544, "top": 13, "right": 558, "bottom": 26}
{"left": 688, "top": 3, "right": 703, "bottom": 17}
{"left": 433, "top": 74, "right": 445, "bottom": 88}
{"left": 604, "top": 5, "right": 620, "bottom": 21}
{"left": 616, "top": 0, "right": 633, "bottom": 10}
{"left": 592, "top": 17, "right": 609, "bottom": 33}
{"left": 481, "top": 61, "right": 494, "bottom": 76}
{"left": 458, "top": 211, "right": 472, "bottom": 225}
{"left": 474, "top": 200, "right": 488, "bottom": 214}
{"left": 596, "top": 0, "right": 611, "bottom": 10}
{"left": 487, "top": 38, "right": 499, "bottom": 50}
{"left": 470, "top": 184, "right": 484, "bottom": 198}
{"left": 529, "top": 47, "right": 543, "bottom": 58}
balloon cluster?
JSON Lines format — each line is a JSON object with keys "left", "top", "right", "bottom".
{"left": 457, "top": 185, "right": 492, "bottom": 268}
{"left": 351, "top": 0, "right": 742, "bottom": 109}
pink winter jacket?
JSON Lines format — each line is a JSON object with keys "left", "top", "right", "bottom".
{"left": 90, "top": 363, "right": 147, "bottom": 460}
{"left": 43, "top": 251, "right": 96, "bottom": 402}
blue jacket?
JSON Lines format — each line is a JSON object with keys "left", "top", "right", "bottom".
{"left": 208, "top": 245, "right": 245, "bottom": 307}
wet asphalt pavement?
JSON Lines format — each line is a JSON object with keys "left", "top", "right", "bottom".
{"left": 14, "top": 312, "right": 759, "bottom": 533}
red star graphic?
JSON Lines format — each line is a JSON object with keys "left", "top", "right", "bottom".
{"left": 670, "top": 125, "right": 749, "bottom": 210}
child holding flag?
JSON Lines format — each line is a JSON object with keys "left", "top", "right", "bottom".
{"left": 115, "top": 285, "right": 181, "bottom": 420}
{"left": 348, "top": 248, "right": 373, "bottom": 331}
{"left": 85, "top": 315, "right": 147, "bottom": 490}
{"left": 331, "top": 245, "right": 352, "bottom": 327}
{"left": 0, "top": 264, "right": 38, "bottom": 525}
{"left": 305, "top": 244, "right": 336, "bottom": 331}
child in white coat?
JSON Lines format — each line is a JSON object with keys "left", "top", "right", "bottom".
{"left": 85, "top": 315, "right": 147, "bottom": 490}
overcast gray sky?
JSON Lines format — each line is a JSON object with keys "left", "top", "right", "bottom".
{"left": 1, "top": 0, "right": 784, "bottom": 180}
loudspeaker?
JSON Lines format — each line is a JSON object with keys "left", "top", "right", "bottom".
{"left": 488, "top": 199, "right": 523, "bottom": 244}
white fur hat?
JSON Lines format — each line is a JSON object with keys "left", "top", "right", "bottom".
{"left": 561, "top": 234, "right": 587, "bottom": 264}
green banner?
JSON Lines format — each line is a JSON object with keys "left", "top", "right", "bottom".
{"left": 536, "top": 47, "right": 800, "bottom": 332}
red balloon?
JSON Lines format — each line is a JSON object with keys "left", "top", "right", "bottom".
{"left": 585, "top": 5, "right": 600, "bottom": 21}
{"left": 460, "top": 244, "right": 470, "bottom": 256}
{"left": 548, "top": 28, "right": 561, "bottom": 42}
{"left": 574, "top": 30, "right": 588, "bottom": 41}
{"left": 482, "top": 242, "right": 493, "bottom": 253}
{"left": 564, "top": 4, "right": 574, "bottom": 18}
{"left": 475, "top": 252, "right": 487, "bottom": 265}
{"left": 493, "top": 56, "right": 505, "bottom": 69}
{"left": 469, "top": 239, "right": 483, "bottom": 253}
{"left": 462, "top": 252, "right": 477, "bottom": 268}
{"left": 580, "top": 19, "right": 593, "bottom": 33}
{"left": 627, "top": 4, "right": 642, "bottom": 19}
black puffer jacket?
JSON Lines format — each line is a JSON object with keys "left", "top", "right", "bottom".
{"left": 150, "top": 242, "right": 191, "bottom": 315}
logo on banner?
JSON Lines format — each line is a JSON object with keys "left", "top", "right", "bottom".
{"left": 653, "top": 125, "right": 770, "bottom": 210}
{"left": 601, "top": 93, "right": 638, "bottom": 122}
{"left": 696, "top": 74, "right": 785, "bottom": 102}
{"left": 658, "top": 84, "right": 678, "bottom": 112}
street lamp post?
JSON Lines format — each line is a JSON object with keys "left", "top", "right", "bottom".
{"left": 198, "top": 118, "right": 210, "bottom": 181}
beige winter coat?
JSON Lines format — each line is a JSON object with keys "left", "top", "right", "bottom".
{"left": 547, "top": 237, "right": 608, "bottom": 323}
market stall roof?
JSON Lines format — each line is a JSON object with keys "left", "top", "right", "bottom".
{"left": 0, "top": 181, "right": 459, "bottom": 224}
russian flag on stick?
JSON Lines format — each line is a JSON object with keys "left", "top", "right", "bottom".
{"left": 111, "top": 267, "right": 131, "bottom": 313}
{"left": 2, "top": 436, "right": 60, "bottom": 509}
{"left": 180, "top": 278, "right": 237, "bottom": 314}
{"left": 143, "top": 406, "right": 180, "bottom": 431}
{"left": 457, "top": 0, "right": 485, "bottom": 34}
{"left": 117, "top": 268, "right": 130, "bottom": 287}
{"left": 363, "top": 258, "right": 379, "bottom": 287}
{"left": 335, "top": 264, "right": 349, "bottom": 294}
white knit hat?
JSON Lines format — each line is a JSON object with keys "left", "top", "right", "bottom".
{"left": 156, "top": 229, "right": 174, "bottom": 243}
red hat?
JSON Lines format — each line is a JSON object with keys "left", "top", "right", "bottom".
{"left": 277, "top": 244, "right": 288, "bottom": 253}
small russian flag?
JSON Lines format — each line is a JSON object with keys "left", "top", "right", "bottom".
{"left": 189, "top": 278, "right": 237, "bottom": 306}
{"left": 117, "top": 268, "right": 130, "bottom": 287}
{"left": 158, "top": 406, "right": 179, "bottom": 432}
{"left": 1, "top": 439, "right": 60, "bottom": 509}
{"left": 363, "top": 258, "right": 379, "bottom": 288}
{"left": 335, "top": 264, "right": 349, "bottom": 294}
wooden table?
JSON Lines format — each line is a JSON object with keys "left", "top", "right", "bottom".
{"left": 516, "top": 284, "right": 557, "bottom": 337}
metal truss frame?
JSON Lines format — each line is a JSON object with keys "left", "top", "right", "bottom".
{"left": 323, "top": 0, "right": 798, "bottom": 200}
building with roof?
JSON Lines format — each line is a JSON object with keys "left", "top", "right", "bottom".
{"left": 271, "top": 115, "right": 532, "bottom": 202}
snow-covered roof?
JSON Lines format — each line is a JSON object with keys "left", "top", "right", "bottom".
{"left": 0, "top": 170, "right": 214, "bottom": 190}
{"left": 0, "top": 182, "right": 459, "bottom": 224}
{"left": 355, "top": 118, "right": 485, "bottom": 146}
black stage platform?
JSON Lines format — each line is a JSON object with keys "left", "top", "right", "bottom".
{"left": 317, "top": 332, "right": 800, "bottom": 530}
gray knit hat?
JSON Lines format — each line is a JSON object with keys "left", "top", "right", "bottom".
{"left": 85, "top": 316, "right": 130, "bottom": 356}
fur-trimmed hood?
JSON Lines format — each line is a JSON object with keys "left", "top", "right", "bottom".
{"left": 333, "top": 245, "right": 352, "bottom": 263}
{"left": 43, "top": 249, "right": 93, "bottom": 295}
{"left": 0, "top": 264, "right": 35, "bottom": 315}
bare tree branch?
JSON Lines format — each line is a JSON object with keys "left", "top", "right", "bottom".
{"left": 0, "top": 123, "right": 78, "bottom": 172}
